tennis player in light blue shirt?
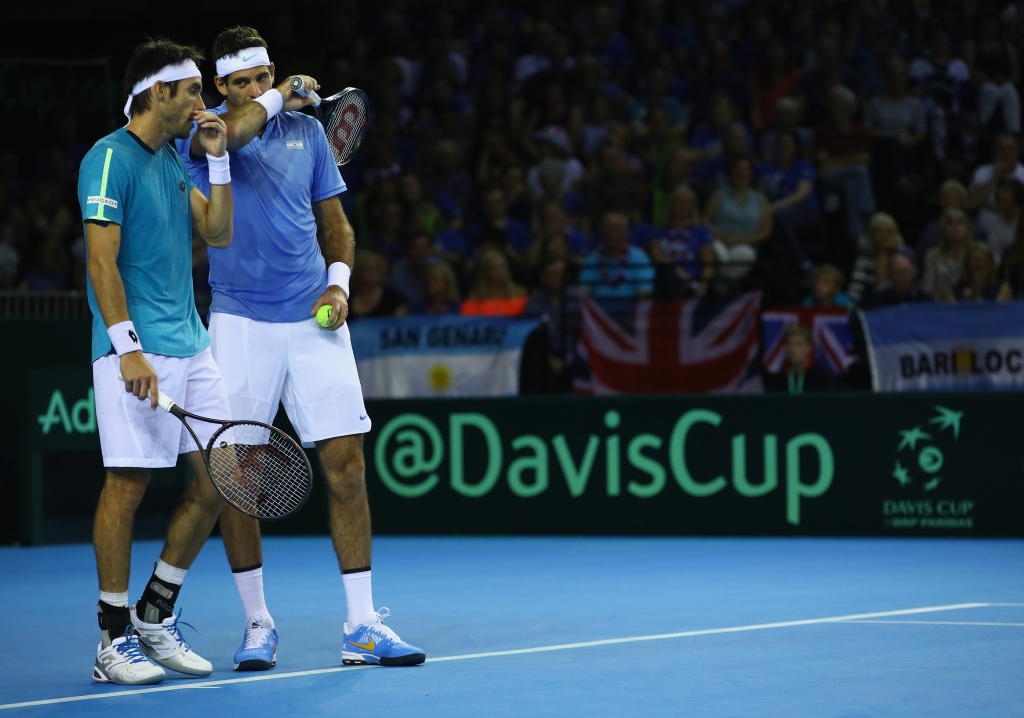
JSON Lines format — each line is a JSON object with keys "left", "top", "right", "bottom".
{"left": 175, "top": 26, "right": 424, "bottom": 672}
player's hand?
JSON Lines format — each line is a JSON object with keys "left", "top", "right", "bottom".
{"left": 120, "top": 352, "right": 160, "bottom": 410}
{"left": 279, "top": 76, "right": 320, "bottom": 111}
{"left": 195, "top": 111, "right": 228, "bottom": 158}
{"left": 310, "top": 285, "right": 348, "bottom": 331}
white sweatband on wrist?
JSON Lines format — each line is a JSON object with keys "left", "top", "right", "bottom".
{"left": 327, "top": 262, "right": 352, "bottom": 298}
{"left": 254, "top": 89, "right": 283, "bottom": 121}
{"left": 207, "top": 152, "right": 230, "bottom": 185}
{"left": 107, "top": 320, "right": 142, "bottom": 356}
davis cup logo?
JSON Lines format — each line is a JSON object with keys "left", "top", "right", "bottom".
{"left": 891, "top": 405, "right": 963, "bottom": 493}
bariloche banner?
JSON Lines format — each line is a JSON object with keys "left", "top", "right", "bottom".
{"left": 862, "top": 302, "right": 1024, "bottom": 391}
{"left": 349, "top": 315, "right": 540, "bottom": 398}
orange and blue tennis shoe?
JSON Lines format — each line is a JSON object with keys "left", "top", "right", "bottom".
{"left": 342, "top": 608, "right": 425, "bottom": 666}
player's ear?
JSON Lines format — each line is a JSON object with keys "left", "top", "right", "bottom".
{"left": 214, "top": 75, "right": 228, "bottom": 97}
{"left": 269, "top": 62, "right": 275, "bottom": 85}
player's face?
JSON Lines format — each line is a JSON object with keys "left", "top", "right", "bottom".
{"left": 161, "top": 78, "right": 205, "bottom": 140}
{"left": 218, "top": 64, "right": 275, "bottom": 109}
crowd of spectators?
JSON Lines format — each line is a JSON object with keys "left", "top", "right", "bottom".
{"left": 3, "top": 0, "right": 1024, "bottom": 329}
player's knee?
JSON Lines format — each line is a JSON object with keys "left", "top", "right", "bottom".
{"left": 325, "top": 454, "right": 366, "bottom": 501}
{"left": 104, "top": 468, "right": 150, "bottom": 510}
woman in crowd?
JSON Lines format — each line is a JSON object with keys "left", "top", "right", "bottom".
{"left": 759, "top": 130, "right": 821, "bottom": 241}
{"left": 461, "top": 250, "right": 529, "bottom": 316}
{"left": 848, "top": 213, "right": 905, "bottom": 303}
{"left": 410, "top": 261, "right": 461, "bottom": 315}
{"left": 864, "top": 58, "right": 927, "bottom": 189}
{"left": 703, "top": 154, "right": 772, "bottom": 280}
{"left": 923, "top": 207, "right": 973, "bottom": 300}
{"left": 917, "top": 180, "right": 968, "bottom": 259}
{"left": 764, "top": 324, "right": 836, "bottom": 393}
{"left": 802, "top": 264, "right": 853, "bottom": 307}
{"left": 954, "top": 242, "right": 1002, "bottom": 301}
{"left": 965, "top": 14, "right": 1021, "bottom": 134}
{"left": 650, "top": 185, "right": 715, "bottom": 297}
{"left": 347, "top": 249, "right": 407, "bottom": 319}
{"left": 524, "top": 257, "right": 569, "bottom": 388}
{"left": 977, "top": 179, "right": 1023, "bottom": 264}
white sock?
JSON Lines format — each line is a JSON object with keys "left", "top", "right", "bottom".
{"left": 232, "top": 565, "right": 273, "bottom": 627}
{"left": 342, "top": 569, "right": 374, "bottom": 629}
{"left": 154, "top": 559, "right": 187, "bottom": 585}
{"left": 99, "top": 591, "right": 129, "bottom": 607}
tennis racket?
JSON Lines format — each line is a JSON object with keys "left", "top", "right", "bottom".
{"left": 122, "top": 376, "right": 313, "bottom": 520}
{"left": 290, "top": 78, "right": 369, "bottom": 166}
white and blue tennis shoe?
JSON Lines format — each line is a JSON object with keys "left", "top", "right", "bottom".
{"left": 342, "top": 608, "right": 425, "bottom": 666}
{"left": 234, "top": 614, "right": 278, "bottom": 671}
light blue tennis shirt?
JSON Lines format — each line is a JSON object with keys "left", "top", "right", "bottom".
{"left": 176, "top": 103, "right": 345, "bottom": 322}
{"left": 78, "top": 129, "right": 209, "bottom": 362}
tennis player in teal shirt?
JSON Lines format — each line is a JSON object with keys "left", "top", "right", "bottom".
{"left": 79, "top": 39, "right": 234, "bottom": 686}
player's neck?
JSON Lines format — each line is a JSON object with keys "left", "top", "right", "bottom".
{"left": 125, "top": 113, "right": 172, "bottom": 152}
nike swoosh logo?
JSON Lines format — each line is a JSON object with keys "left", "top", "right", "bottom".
{"left": 349, "top": 638, "right": 375, "bottom": 651}
{"left": 359, "top": 415, "right": 367, "bottom": 421}
{"left": 242, "top": 55, "right": 255, "bottom": 62}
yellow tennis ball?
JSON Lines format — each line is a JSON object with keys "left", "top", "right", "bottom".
{"left": 316, "top": 304, "right": 338, "bottom": 328}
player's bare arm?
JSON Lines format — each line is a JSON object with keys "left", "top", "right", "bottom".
{"left": 190, "top": 111, "right": 233, "bottom": 247}
{"left": 310, "top": 195, "right": 355, "bottom": 330}
{"left": 191, "top": 68, "right": 320, "bottom": 154}
{"left": 85, "top": 220, "right": 160, "bottom": 408}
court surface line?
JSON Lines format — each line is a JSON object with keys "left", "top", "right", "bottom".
{"left": 0, "top": 602, "right": 994, "bottom": 711}
{"left": 845, "top": 620, "right": 1024, "bottom": 627}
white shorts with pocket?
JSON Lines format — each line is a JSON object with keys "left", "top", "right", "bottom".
{"left": 209, "top": 312, "right": 370, "bottom": 447}
{"left": 93, "top": 347, "right": 231, "bottom": 468}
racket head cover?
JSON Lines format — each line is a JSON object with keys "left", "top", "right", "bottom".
{"left": 322, "top": 87, "right": 369, "bottom": 166}
{"left": 206, "top": 421, "right": 314, "bottom": 520}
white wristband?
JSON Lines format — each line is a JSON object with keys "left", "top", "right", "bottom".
{"left": 254, "top": 89, "right": 284, "bottom": 121}
{"left": 207, "top": 152, "right": 230, "bottom": 185}
{"left": 327, "top": 262, "right": 351, "bottom": 298}
{"left": 107, "top": 320, "right": 142, "bottom": 356}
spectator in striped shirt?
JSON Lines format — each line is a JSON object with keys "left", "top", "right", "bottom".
{"left": 849, "top": 213, "right": 906, "bottom": 303}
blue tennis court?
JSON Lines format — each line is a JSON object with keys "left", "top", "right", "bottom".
{"left": 1, "top": 536, "right": 1021, "bottom": 716}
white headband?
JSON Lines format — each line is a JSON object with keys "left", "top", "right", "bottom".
{"left": 123, "top": 60, "right": 202, "bottom": 119}
{"left": 216, "top": 47, "right": 271, "bottom": 77}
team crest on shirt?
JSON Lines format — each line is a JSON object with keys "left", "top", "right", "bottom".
{"left": 178, "top": 180, "right": 186, "bottom": 192}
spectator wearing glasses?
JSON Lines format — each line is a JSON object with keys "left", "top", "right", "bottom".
{"left": 579, "top": 211, "right": 654, "bottom": 299}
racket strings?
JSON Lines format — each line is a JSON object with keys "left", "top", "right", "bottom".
{"left": 207, "top": 423, "right": 311, "bottom": 519}
{"left": 324, "top": 91, "right": 368, "bottom": 166}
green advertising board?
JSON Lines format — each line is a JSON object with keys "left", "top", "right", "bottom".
{"left": 361, "top": 394, "right": 1019, "bottom": 536}
{"left": 20, "top": 367, "right": 1024, "bottom": 541}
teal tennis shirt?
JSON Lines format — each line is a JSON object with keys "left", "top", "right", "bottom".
{"left": 78, "top": 129, "right": 210, "bottom": 362}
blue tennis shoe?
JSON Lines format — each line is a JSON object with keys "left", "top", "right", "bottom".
{"left": 342, "top": 608, "right": 425, "bottom": 666}
{"left": 233, "top": 614, "right": 278, "bottom": 671}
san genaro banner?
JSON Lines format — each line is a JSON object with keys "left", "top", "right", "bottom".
{"left": 349, "top": 316, "right": 540, "bottom": 398}
{"left": 25, "top": 368, "right": 1024, "bottom": 538}
{"left": 862, "top": 302, "right": 1024, "bottom": 391}
{"left": 363, "top": 393, "right": 1023, "bottom": 536}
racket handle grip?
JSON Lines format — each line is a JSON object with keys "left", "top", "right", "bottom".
{"left": 289, "top": 76, "right": 321, "bottom": 106}
{"left": 117, "top": 373, "right": 178, "bottom": 413}
{"left": 157, "top": 391, "right": 176, "bottom": 412}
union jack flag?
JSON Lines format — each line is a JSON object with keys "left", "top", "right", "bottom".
{"left": 577, "top": 293, "right": 763, "bottom": 394}
{"left": 761, "top": 307, "right": 854, "bottom": 375}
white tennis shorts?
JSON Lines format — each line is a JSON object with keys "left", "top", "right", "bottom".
{"left": 209, "top": 312, "right": 370, "bottom": 447}
{"left": 93, "top": 347, "right": 231, "bottom": 468}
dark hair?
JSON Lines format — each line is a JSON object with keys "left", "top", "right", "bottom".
{"left": 777, "top": 129, "right": 803, "bottom": 156}
{"left": 726, "top": 152, "right": 754, "bottom": 178}
{"left": 123, "top": 39, "right": 204, "bottom": 118}
{"left": 998, "top": 178, "right": 1024, "bottom": 208}
{"left": 212, "top": 26, "right": 268, "bottom": 68}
